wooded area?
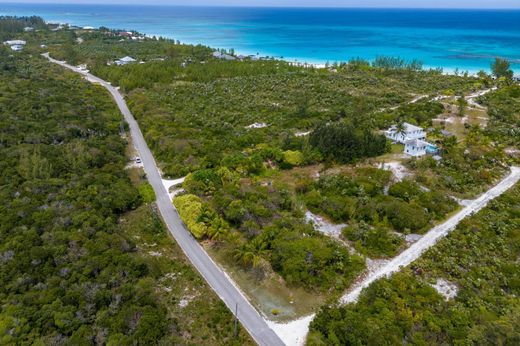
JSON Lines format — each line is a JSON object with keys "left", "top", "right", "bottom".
{"left": 0, "top": 17, "right": 252, "bottom": 345}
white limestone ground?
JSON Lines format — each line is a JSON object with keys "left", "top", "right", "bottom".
{"left": 245, "top": 122, "right": 269, "bottom": 129}
{"left": 304, "top": 211, "right": 345, "bottom": 239}
{"left": 267, "top": 315, "right": 315, "bottom": 346}
{"left": 451, "top": 196, "right": 474, "bottom": 207}
{"left": 295, "top": 131, "right": 311, "bottom": 137}
{"left": 405, "top": 233, "right": 423, "bottom": 244}
{"left": 162, "top": 176, "right": 186, "bottom": 199}
{"left": 382, "top": 161, "right": 411, "bottom": 181}
{"left": 432, "top": 278, "right": 459, "bottom": 300}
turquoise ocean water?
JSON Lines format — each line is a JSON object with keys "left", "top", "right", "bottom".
{"left": 1, "top": 3, "right": 519, "bottom": 73}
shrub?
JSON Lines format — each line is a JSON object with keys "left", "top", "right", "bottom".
{"left": 138, "top": 183, "right": 156, "bottom": 203}
{"left": 283, "top": 150, "right": 304, "bottom": 167}
{"left": 343, "top": 222, "right": 404, "bottom": 258}
{"left": 173, "top": 194, "right": 207, "bottom": 238}
{"left": 388, "top": 180, "right": 422, "bottom": 202}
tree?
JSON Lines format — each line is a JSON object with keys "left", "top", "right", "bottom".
{"left": 395, "top": 120, "right": 407, "bottom": 139}
{"left": 491, "top": 57, "right": 513, "bottom": 80}
{"left": 457, "top": 96, "right": 468, "bottom": 117}
{"left": 233, "top": 238, "right": 268, "bottom": 268}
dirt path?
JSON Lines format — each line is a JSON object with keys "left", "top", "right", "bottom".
{"left": 465, "top": 87, "right": 497, "bottom": 108}
{"left": 341, "top": 166, "right": 520, "bottom": 304}
{"left": 272, "top": 166, "right": 520, "bottom": 346}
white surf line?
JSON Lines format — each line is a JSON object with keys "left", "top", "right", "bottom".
{"left": 342, "top": 166, "right": 520, "bottom": 304}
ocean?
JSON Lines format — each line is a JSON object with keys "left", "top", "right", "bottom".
{"left": 1, "top": 3, "right": 519, "bottom": 73}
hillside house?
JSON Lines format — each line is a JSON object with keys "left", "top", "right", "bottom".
{"left": 385, "top": 122, "right": 426, "bottom": 144}
{"left": 4, "top": 40, "right": 26, "bottom": 52}
{"left": 4, "top": 40, "right": 27, "bottom": 46}
{"left": 115, "top": 56, "right": 137, "bottom": 65}
{"left": 212, "top": 51, "right": 236, "bottom": 61}
{"left": 404, "top": 139, "right": 438, "bottom": 157}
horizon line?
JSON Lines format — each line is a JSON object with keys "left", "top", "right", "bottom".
{"left": 1, "top": 2, "right": 520, "bottom": 10}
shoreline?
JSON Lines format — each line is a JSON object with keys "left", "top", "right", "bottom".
{"left": 29, "top": 14, "right": 516, "bottom": 75}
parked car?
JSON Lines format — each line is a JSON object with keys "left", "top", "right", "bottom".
{"left": 135, "top": 156, "right": 142, "bottom": 164}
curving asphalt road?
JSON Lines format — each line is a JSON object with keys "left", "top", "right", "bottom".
{"left": 43, "top": 53, "right": 284, "bottom": 346}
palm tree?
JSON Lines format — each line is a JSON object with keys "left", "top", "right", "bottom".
{"left": 395, "top": 120, "right": 407, "bottom": 141}
{"left": 233, "top": 238, "right": 268, "bottom": 268}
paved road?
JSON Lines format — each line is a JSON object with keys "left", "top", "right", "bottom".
{"left": 342, "top": 166, "right": 520, "bottom": 303}
{"left": 43, "top": 53, "right": 284, "bottom": 346}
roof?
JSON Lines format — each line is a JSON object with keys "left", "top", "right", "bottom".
{"left": 403, "top": 122, "right": 423, "bottom": 132}
{"left": 118, "top": 56, "right": 136, "bottom": 62}
{"left": 389, "top": 122, "right": 424, "bottom": 133}
{"left": 4, "top": 40, "right": 26, "bottom": 46}
{"left": 405, "top": 139, "right": 434, "bottom": 148}
{"left": 212, "top": 51, "right": 236, "bottom": 60}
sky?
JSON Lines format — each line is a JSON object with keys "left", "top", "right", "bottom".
{"left": 3, "top": 0, "right": 520, "bottom": 9}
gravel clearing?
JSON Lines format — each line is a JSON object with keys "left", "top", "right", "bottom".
{"left": 432, "top": 278, "right": 458, "bottom": 300}
{"left": 304, "top": 211, "right": 345, "bottom": 238}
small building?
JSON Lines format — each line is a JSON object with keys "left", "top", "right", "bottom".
{"left": 212, "top": 51, "right": 236, "bottom": 61}
{"left": 24, "top": 27, "right": 34, "bottom": 32}
{"left": 513, "top": 75, "right": 520, "bottom": 83}
{"left": 404, "top": 139, "right": 438, "bottom": 157}
{"left": 114, "top": 56, "right": 137, "bottom": 66}
{"left": 385, "top": 122, "right": 426, "bottom": 144}
{"left": 10, "top": 44, "right": 24, "bottom": 52}
{"left": 4, "top": 40, "right": 27, "bottom": 46}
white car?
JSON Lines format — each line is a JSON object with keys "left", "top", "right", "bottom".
{"left": 135, "top": 157, "right": 142, "bottom": 164}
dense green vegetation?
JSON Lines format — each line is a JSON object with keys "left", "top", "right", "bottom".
{"left": 299, "top": 168, "right": 457, "bottom": 257}
{"left": 0, "top": 16, "right": 45, "bottom": 40}
{"left": 0, "top": 20, "right": 252, "bottom": 344}
{"left": 12, "top": 17, "right": 518, "bottom": 321}
{"left": 40, "top": 28, "right": 479, "bottom": 178}
{"left": 308, "top": 182, "right": 520, "bottom": 345}
{"left": 309, "top": 123, "right": 388, "bottom": 163}
{"left": 40, "top": 22, "right": 514, "bottom": 294}
{"left": 483, "top": 84, "right": 520, "bottom": 148}
{"left": 176, "top": 167, "right": 365, "bottom": 291}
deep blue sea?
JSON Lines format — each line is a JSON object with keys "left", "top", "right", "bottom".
{"left": 1, "top": 3, "right": 519, "bottom": 73}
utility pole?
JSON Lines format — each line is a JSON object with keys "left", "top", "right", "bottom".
{"left": 234, "top": 303, "right": 238, "bottom": 338}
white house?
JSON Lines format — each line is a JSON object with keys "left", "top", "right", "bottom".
{"left": 4, "top": 40, "right": 27, "bottom": 46}
{"left": 404, "top": 139, "right": 438, "bottom": 157}
{"left": 114, "top": 56, "right": 137, "bottom": 65}
{"left": 212, "top": 51, "right": 236, "bottom": 61}
{"left": 385, "top": 122, "right": 426, "bottom": 144}
{"left": 10, "top": 44, "right": 24, "bottom": 52}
